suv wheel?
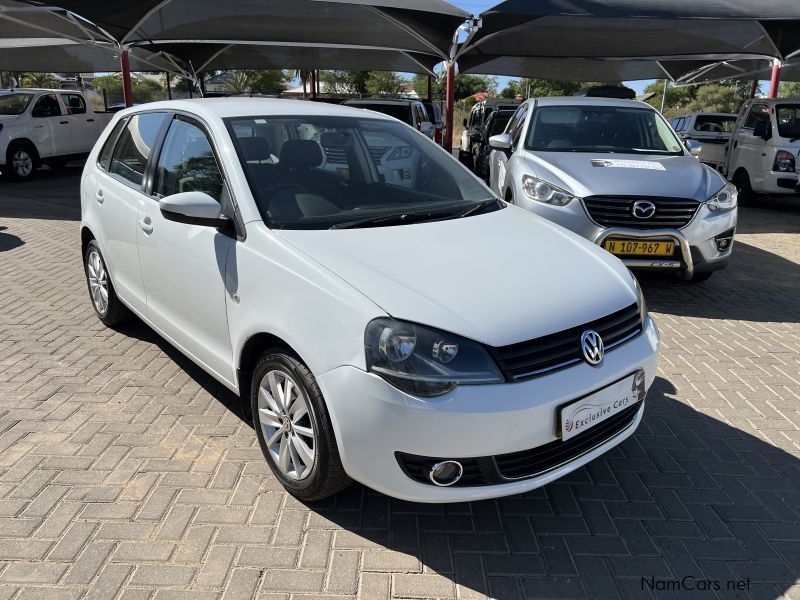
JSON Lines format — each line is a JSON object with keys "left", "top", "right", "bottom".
{"left": 251, "top": 352, "right": 351, "bottom": 501}
{"left": 733, "top": 171, "right": 754, "bottom": 205}
{"left": 6, "top": 143, "right": 37, "bottom": 181}
{"left": 83, "top": 240, "right": 130, "bottom": 326}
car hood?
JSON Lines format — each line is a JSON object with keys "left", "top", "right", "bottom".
{"left": 275, "top": 207, "right": 637, "bottom": 347}
{"left": 522, "top": 151, "right": 725, "bottom": 200}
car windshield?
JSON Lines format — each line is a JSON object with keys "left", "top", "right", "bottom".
{"left": 776, "top": 105, "right": 800, "bottom": 139}
{"left": 346, "top": 103, "right": 412, "bottom": 125}
{"left": 525, "top": 105, "right": 685, "bottom": 155}
{"left": 226, "top": 115, "right": 494, "bottom": 230}
{"left": 694, "top": 115, "right": 736, "bottom": 133}
{"left": 0, "top": 93, "right": 33, "bottom": 115}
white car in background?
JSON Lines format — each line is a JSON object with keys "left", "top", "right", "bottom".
{"left": 671, "top": 112, "right": 737, "bottom": 170}
{"left": 0, "top": 89, "right": 112, "bottom": 180}
{"left": 80, "top": 98, "right": 659, "bottom": 502}
{"left": 490, "top": 97, "right": 738, "bottom": 282}
{"left": 724, "top": 98, "right": 800, "bottom": 203}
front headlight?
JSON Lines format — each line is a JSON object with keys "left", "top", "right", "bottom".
{"left": 365, "top": 318, "right": 503, "bottom": 397}
{"left": 633, "top": 276, "right": 648, "bottom": 325}
{"left": 707, "top": 183, "right": 738, "bottom": 212}
{"left": 521, "top": 175, "right": 575, "bottom": 206}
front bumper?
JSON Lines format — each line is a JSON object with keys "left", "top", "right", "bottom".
{"left": 317, "top": 316, "right": 660, "bottom": 503}
{"left": 754, "top": 171, "right": 799, "bottom": 195}
{"left": 517, "top": 197, "right": 737, "bottom": 278}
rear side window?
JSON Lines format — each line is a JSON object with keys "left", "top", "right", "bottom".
{"left": 693, "top": 115, "right": 736, "bottom": 133}
{"left": 109, "top": 112, "right": 168, "bottom": 188}
{"left": 154, "top": 118, "right": 223, "bottom": 201}
{"left": 31, "top": 94, "right": 61, "bottom": 118}
{"left": 97, "top": 119, "right": 127, "bottom": 171}
{"left": 62, "top": 94, "right": 86, "bottom": 115}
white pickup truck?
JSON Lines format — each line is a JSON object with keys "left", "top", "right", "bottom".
{"left": 723, "top": 98, "right": 800, "bottom": 203}
{"left": 0, "top": 88, "right": 113, "bottom": 180}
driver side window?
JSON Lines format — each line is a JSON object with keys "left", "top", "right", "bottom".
{"left": 31, "top": 94, "right": 61, "bottom": 118}
{"left": 154, "top": 118, "right": 224, "bottom": 202}
{"left": 510, "top": 105, "right": 529, "bottom": 149}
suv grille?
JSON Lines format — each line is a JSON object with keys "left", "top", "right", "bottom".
{"left": 583, "top": 196, "right": 700, "bottom": 229}
{"left": 492, "top": 303, "right": 642, "bottom": 381}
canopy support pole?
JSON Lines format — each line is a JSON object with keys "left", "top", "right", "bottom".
{"left": 166, "top": 71, "right": 172, "bottom": 100}
{"left": 660, "top": 79, "right": 668, "bottom": 113}
{"left": 120, "top": 49, "right": 133, "bottom": 108}
{"left": 199, "top": 72, "right": 206, "bottom": 97}
{"left": 444, "top": 61, "right": 455, "bottom": 153}
{"left": 427, "top": 75, "right": 432, "bottom": 100}
{"left": 311, "top": 71, "right": 317, "bottom": 99}
{"left": 768, "top": 61, "right": 781, "bottom": 98}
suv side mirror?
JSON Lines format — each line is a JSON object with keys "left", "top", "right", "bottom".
{"left": 159, "top": 191, "right": 229, "bottom": 228}
{"left": 753, "top": 120, "right": 771, "bottom": 140}
{"left": 489, "top": 133, "right": 512, "bottom": 150}
{"left": 685, "top": 139, "right": 703, "bottom": 157}
{"left": 419, "top": 122, "right": 434, "bottom": 137}
{"left": 463, "top": 118, "right": 468, "bottom": 127}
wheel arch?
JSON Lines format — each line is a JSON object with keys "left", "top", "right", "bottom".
{"left": 7, "top": 138, "right": 40, "bottom": 164}
{"left": 237, "top": 332, "right": 305, "bottom": 418}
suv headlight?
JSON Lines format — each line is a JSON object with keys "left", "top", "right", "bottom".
{"left": 707, "top": 183, "right": 737, "bottom": 212}
{"left": 521, "top": 175, "right": 575, "bottom": 206}
{"left": 365, "top": 318, "right": 503, "bottom": 397}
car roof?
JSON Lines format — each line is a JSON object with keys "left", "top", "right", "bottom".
{"left": 529, "top": 96, "right": 656, "bottom": 109}
{"left": 118, "top": 97, "right": 399, "bottom": 122}
{"left": 676, "top": 112, "right": 737, "bottom": 117}
{"left": 342, "top": 98, "right": 417, "bottom": 105}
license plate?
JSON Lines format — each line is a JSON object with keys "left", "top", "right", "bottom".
{"left": 559, "top": 371, "right": 645, "bottom": 441}
{"left": 604, "top": 239, "right": 675, "bottom": 257}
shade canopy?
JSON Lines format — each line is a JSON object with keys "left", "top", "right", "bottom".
{"left": 28, "top": 0, "right": 468, "bottom": 60}
{"left": 460, "top": 0, "right": 800, "bottom": 67}
{"left": 148, "top": 43, "right": 440, "bottom": 75}
{"left": 0, "top": 38, "right": 181, "bottom": 72}
{"left": 0, "top": 0, "right": 111, "bottom": 43}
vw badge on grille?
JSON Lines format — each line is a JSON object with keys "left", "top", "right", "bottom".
{"left": 580, "top": 330, "right": 604, "bottom": 366}
{"left": 632, "top": 200, "right": 656, "bottom": 219}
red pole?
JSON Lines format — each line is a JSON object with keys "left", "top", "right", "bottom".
{"left": 120, "top": 49, "right": 133, "bottom": 108}
{"left": 768, "top": 62, "right": 782, "bottom": 98}
{"left": 444, "top": 62, "right": 455, "bottom": 153}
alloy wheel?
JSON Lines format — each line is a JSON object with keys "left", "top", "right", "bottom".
{"left": 86, "top": 248, "right": 109, "bottom": 315}
{"left": 257, "top": 369, "right": 316, "bottom": 480}
{"left": 12, "top": 150, "right": 33, "bottom": 178}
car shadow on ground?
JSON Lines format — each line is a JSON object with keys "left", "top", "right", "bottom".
{"left": 636, "top": 240, "right": 800, "bottom": 323}
{"left": 0, "top": 166, "right": 83, "bottom": 221}
{"left": 0, "top": 225, "right": 24, "bottom": 252}
{"left": 735, "top": 198, "right": 800, "bottom": 235}
{"left": 302, "top": 376, "right": 800, "bottom": 600}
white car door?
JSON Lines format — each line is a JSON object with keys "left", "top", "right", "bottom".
{"left": 30, "top": 93, "right": 71, "bottom": 157}
{"left": 98, "top": 112, "right": 170, "bottom": 315}
{"left": 733, "top": 103, "right": 769, "bottom": 187}
{"left": 137, "top": 114, "right": 235, "bottom": 383}
{"left": 61, "top": 93, "right": 96, "bottom": 153}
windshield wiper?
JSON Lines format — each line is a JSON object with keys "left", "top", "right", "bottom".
{"left": 330, "top": 210, "right": 455, "bottom": 230}
{"left": 454, "top": 198, "right": 503, "bottom": 218}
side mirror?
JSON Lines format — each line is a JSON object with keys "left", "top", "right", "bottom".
{"left": 489, "top": 133, "right": 512, "bottom": 150}
{"left": 462, "top": 118, "right": 468, "bottom": 127}
{"left": 685, "top": 139, "right": 703, "bottom": 157}
{"left": 159, "top": 191, "right": 229, "bottom": 228}
{"left": 419, "top": 122, "right": 434, "bottom": 136}
{"left": 753, "top": 120, "right": 771, "bottom": 140}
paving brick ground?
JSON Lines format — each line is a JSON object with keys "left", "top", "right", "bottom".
{"left": 0, "top": 167, "right": 799, "bottom": 599}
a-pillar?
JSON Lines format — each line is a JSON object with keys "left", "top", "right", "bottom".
{"left": 444, "top": 62, "right": 455, "bottom": 153}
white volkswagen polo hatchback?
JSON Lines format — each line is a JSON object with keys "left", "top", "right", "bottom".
{"left": 80, "top": 99, "right": 660, "bottom": 503}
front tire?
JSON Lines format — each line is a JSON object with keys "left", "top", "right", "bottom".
{"left": 6, "top": 143, "right": 37, "bottom": 181}
{"left": 251, "top": 352, "right": 350, "bottom": 502}
{"left": 733, "top": 170, "right": 754, "bottom": 206}
{"left": 83, "top": 240, "right": 130, "bottom": 326}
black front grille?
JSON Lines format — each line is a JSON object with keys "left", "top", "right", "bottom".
{"left": 492, "top": 303, "right": 642, "bottom": 381}
{"left": 584, "top": 196, "right": 700, "bottom": 229}
{"left": 494, "top": 402, "right": 641, "bottom": 479}
{"left": 395, "top": 399, "right": 642, "bottom": 487}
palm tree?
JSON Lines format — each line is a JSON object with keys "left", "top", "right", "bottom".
{"left": 227, "top": 70, "right": 253, "bottom": 94}
{"left": 21, "top": 72, "right": 56, "bottom": 88}
{"left": 294, "top": 69, "right": 311, "bottom": 99}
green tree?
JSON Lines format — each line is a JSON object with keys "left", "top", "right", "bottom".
{"left": 365, "top": 71, "right": 408, "bottom": 96}
{"left": 684, "top": 84, "right": 741, "bottom": 113}
{"left": 251, "top": 70, "right": 289, "bottom": 94}
{"left": 412, "top": 73, "right": 497, "bottom": 101}
{"left": 92, "top": 74, "right": 164, "bottom": 105}
{"left": 21, "top": 72, "right": 56, "bottom": 88}
{"left": 500, "top": 79, "right": 623, "bottom": 99}
{"left": 320, "top": 70, "right": 369, "bottom": 95}
{"left": 226, "top": 70, "right": 252, "bottom": 94}
{"left": 778, "top": 81, "right": 800, "bottom": 98}
{"left": 643, "top": 79, "right": 696, "bottom": 115}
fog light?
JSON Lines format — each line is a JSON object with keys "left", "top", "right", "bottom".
{"left": 715, "top": 228, "right": 735, "bottom": 252}
{"left": 428, "top": 461, "right": 463, "bottom": 486}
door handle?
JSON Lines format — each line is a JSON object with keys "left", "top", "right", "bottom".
{"left": 139, "top": 216, "right": 153, "bottom": 235}
{"left": 59, "top": 120, "right": 69, "bottom": 125}
{"left": 95, "top": 190, "right": 104, "bottom": 204}
{"left": 86, "top": 118, "right": 94, "bottom": 123}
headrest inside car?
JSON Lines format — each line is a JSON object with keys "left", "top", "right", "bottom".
{"left": 280, "top": 140, "right": 323, "bottom": 169}
{"left": 238, "top": 137, "right": 271, "bottom": 162}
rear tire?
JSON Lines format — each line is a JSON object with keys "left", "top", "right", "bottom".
{"left": 6, "top": 143, "right": 38, "bottom": 181}
{"left": 733, "top": 170, "right": 754, "bottom": 206}
{"left": 83, "top": 240, "right": 130, "bottom": 326}
{"left": 251, "top": 352, "right": 351, "bottom": 502}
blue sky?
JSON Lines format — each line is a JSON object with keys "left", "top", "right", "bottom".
{"left": 448, "top": 0, "right": 654, "bottom": 94}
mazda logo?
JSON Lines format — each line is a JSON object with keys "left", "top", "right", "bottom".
{"left": 632, "top": 200, "right": 657, "bottom": 219}
{"left": 580, "top": 330, "right": 604, "bottom": 366}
